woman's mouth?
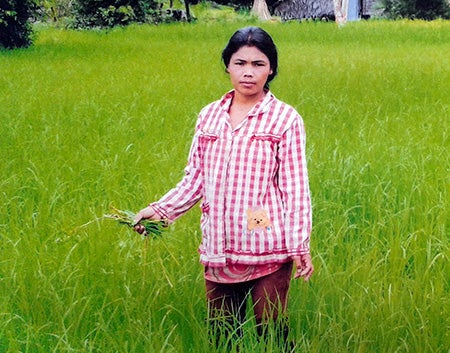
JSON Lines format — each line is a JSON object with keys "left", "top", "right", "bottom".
{"left": 240, "top": 81, "right": 255, "bottom": 88}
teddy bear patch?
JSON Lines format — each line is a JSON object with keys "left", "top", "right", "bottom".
{"left": 246, "top": 207, "right": 272, "bottom": 233}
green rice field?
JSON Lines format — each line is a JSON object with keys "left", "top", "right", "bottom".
{"left": 0, "top": 19, "right": 449, "bottom": 352}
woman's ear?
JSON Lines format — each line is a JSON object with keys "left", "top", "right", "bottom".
{"left": 225, "top": 67, "right": 229, "bottom": 73}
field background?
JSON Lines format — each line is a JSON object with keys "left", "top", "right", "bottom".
{"left": 0, "top": 19, "right": 449, "bottom": 352}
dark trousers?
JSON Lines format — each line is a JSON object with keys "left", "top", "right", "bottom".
{"left": 205, "top": 262, "right": 294, "bottom": 351}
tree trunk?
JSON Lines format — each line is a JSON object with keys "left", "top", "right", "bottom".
{"left": 333, "top": 0, "right": 348, "bottom": 25}
{"left": 252, "top": 0, "right": 272, "bottom": 20}
{"left": 274, "top": 0, "right": 335, "bottom": 21}
{"left": 184, "top": 0, "right": 191, "bottom": 22}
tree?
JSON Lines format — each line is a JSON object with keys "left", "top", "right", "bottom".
{"left": 0, "top": 0, "right": 34, "bottom": 49}
{"left": 71, "top": 0, "right": 162, "bottom": 28}
{"left": 252, "top": 0, "right": 271, "bottom": 20}
{"left": 36, "top": 0, "right": 75, "bottom": 23}
{"left": 381, "top": 0, "right": 450, "bottom": 19}
{"left": 274, "top": 0, "right": 335, "bottom": 21}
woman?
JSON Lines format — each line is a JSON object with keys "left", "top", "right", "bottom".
{"left": 134, "top": 26, "right": 313, "bottom": 350}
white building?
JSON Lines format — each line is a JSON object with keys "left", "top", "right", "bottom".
{"left": 273, "top": 0, "right": 380, "bottom": 22}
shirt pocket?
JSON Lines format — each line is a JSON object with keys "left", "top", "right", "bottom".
{"left": 247, "top": 133, "right": 282, "bottom": 176}
{"left": 197, "top": 131, "right": 219, "bottom": 168}
{"left": 249, "top": 133, "right": 281, "bottom": 155}
{"left": 198, "top": 132, "right": 219, "bottom": 153}
{"left": 239, "top": 227, "right": 276, "bottom": 254}
{"left": 198, "top": 131, "right": 219, "bottom": 142}
{"left": 250, "top": 133, "right": 282, "bottom": 144}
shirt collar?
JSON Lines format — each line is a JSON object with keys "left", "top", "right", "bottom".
{"left": 219, "top": 90, "right": 274, "bottom": 117}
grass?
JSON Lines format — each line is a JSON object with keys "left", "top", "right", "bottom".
{"left": 0, "top": 19, "right": 449, "bottom": 352}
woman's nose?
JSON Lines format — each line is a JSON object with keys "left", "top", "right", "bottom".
{"left": 243, "top": 66, "right": 253, "bottom": 76}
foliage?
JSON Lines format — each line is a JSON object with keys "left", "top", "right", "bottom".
{"left": 206, "top": 0, "right": 288, "bottom": 13}
{"left": 381, "top": 0, "right": 450, "bottom": 19}
{"left": 35, "top": 0, "right": 75, "bottom": 23}
{"left": 71, "top": 0, "right": 164, "bottom": 28}
{"left": 0, "top": 0, "right": 35, "bottom": 49}
{"left": 192, "top": 1, "right": 256, "bottom": 22}
{"left": 103, "top": 207, "right": 167, "bottom": 238}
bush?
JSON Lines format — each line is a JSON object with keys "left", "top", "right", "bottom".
{"left": 0, "top": 0, "right": 35, "bottom": 49}
{"left": 35, "top": 0, "right": 75, "bottom": 23}
{"left": 382, "top": 0, "right": 450, "bottom": 20}
{"left": 71, "top": 0, "right": 163, "bottom": 28}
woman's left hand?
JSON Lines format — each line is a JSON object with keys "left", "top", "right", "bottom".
{"left": 292, "top": 254, "right": 314, "bottom": 281}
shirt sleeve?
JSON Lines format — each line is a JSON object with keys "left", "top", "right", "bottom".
{"left": 277, "top": 114, "right": 312, "bottom": 256}
{"left": 150, "top": 120, "right": 204, "bottom": 221}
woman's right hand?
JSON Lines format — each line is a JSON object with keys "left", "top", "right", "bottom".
{"left": 133, "top": 206, "right": 158, "bottom": 235}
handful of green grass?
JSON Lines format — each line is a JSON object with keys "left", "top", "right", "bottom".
{"left": 104, "top": 207, "right": 166, "bottom": 238}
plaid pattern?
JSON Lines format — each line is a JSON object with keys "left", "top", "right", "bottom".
{"left": 204, "top": 262, "right": 284, "bottom": 284}
{"left": 151, "top": 91, "right": 311, "bottom": 267}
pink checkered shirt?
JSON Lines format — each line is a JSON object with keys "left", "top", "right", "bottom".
{"left": 151, "top": 90, "right": 312, "bottom": 267}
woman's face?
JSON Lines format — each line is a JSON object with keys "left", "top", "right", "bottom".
{"left": 227, "top": 45, "right": 273, "bottom": 102}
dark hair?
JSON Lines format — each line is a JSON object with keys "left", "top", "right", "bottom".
{"left": 222, "top": 26, "right": 278, "bottom": 89}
